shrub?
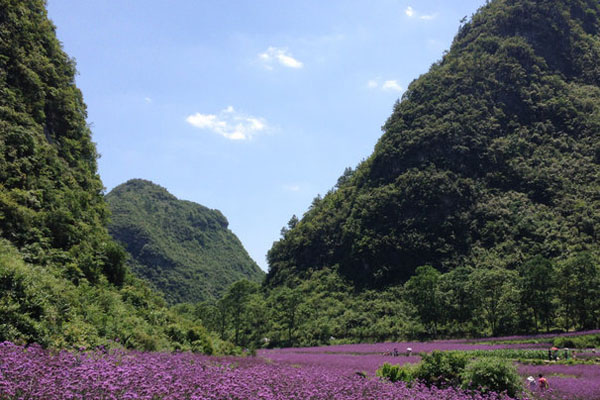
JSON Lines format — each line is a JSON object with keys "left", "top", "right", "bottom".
{"left": 376, "top": 362, "right": 418, "bottom": 384}
{"left": 554, "top": 334, "right": 600, "bottom": 349}
{"left": 416, "top": 351, "right": 468, "bottom": 387}
{"left": 460, "top": 358, "right": 522, "bottom": 398}
{"left": 378, "top": 351, "right": 469, "bottom": 388}
{"left": 127, "top": 330, "right": 158, "bottom": 351}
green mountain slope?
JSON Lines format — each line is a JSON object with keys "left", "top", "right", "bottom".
{"left": 0, "top": 0, "right": 119, "bottom": 282}
{"left": 0, "top": 0, "right": 215, "bottom": 352}
{"left": 106, "top": 179, "right": 264, "bottom": 304}
{"left": 267, "top": 0, "right": 600, "bottom": 288}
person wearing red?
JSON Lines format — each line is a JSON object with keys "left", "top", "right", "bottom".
{"left": 538, "top": 374, "right": 549, "bottom": 390}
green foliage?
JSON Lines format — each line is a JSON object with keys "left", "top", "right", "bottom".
{"left": 0, "top": 0, "right": 121, "bottom": 285}
{"left": 404, "top": 265, "right": 442, "bottom": 336}
{"left": 221, "top": 280, "right": 263, "bottom": 347}
{"left": 556, "top": 252, "right": 600, "bottom": 331}
{"left": 457, "top": 349, "right": 549, "bottom": 361}
{"left": 553, "top": 334, "right": 600, "bottom": 349}
{"left": 0, "top": 2, "right": 224, "bottom": 353}
{"left": 518, "top": 255, "right": 555, "bottom": 332}
{"left": 376, "top": 362, "right": 418, "bottom": 384}
{"left": 0, "top": 240, "right": 221, "bottom": 352}
{"left": 460, "top": 358, "right": 522, "bottom": 398}
{"left": 265, "top": 0, "right": 600, "bottom": 302}
{"left": 377, "top": 353, "right": 522, "bottom": 397}
{"left": 0, "top": 241, "right": 49, "bottom": 345}
{"left": 192, "top": 269, "right": 414, "bottom": 348}
{"left": 106, "top": 179, "right": 264, "bottom": 304}
{"left": 262, "top": 0, "right": 600, "bottom": 341}
{"left": 416, "top": 351, "right": 469, "bottom": 388}
{"left": 468, "top": 267, "right": 521, "bottom": 336}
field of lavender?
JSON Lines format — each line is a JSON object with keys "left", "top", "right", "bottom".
{"left": 1, "top": 334, "right": 599, "bottom": 400}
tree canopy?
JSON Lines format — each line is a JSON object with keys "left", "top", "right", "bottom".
{"left": 266, "top": 0, "right": 600, "bottom": 289}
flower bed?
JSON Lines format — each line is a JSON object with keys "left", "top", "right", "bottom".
{"left": 2, "top": 340, "right": 599, "bottom": 399}
{"left": 0, "top": 342, "right": 511, "bottom": 400}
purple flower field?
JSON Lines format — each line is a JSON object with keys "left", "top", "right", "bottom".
{"left": 1, "top": 338, "right": 599, "bottom": 400}
{"left": 259, "top": 350, "right": 422, "bottom": 376}
{"left": 275, "top": 341, "right": 546, "bottom": 357}
{"left": 461, "top": 330, "right": 600, "bottom": 343}
{"left": 519, "top": 364, "right": 600, "bottom": 400}
{"left": 0, "top": 342, "right": 510, "bottom": 400}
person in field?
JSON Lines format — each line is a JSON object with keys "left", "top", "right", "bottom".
{"left": 527, "top": 376, "right": 536, "bottom": 389}
{"left": 538, "top": 374, "right": 549, "bottom": 390}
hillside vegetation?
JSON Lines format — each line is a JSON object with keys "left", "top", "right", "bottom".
{"left": 106, "top": 179, "right": 264, "bottom": 304}
{"left": 267, "top": 0, "right": 600, "bottom": 288}
{"left": 227, "top": 0, "right": 600, "bottom": 345}
{"left": 0, "top": 0, "right": 217, "bottom": 352}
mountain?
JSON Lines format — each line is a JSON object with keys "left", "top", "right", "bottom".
{"left": 266, "top": 0, "right": 600, "bottom": 288}
{"left": 106, "top": 179, "right": 264, "bottom": 304}
{"left": 0, "top": 0, "right": 215, "bottom": 352}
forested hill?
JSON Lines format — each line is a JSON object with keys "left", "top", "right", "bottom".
{"left": 0, "top": 1, "right": 215, "bottom": 352}
{"left": 267, "top": 0, "right": 600, "bottom": 288}
{"left": 106, "top": 179, "right": 264, "bottom": 304}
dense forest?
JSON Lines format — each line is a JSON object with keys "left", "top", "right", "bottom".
{"left": 266, "top": 0, "right": 600, "bottom": 297}
{"left": 0, "top": 0, "right": 222, "bottom": 353}
{"left": 187, "top": 255, "right": 599, "bottom": 350}
{"left": 182, "top": 0, "right": 600, "bottom": 349}
{"left": 106, "top": 179, "right": 264, "bottom": 304}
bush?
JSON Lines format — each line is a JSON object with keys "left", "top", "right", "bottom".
{"left": 416, "top": 351, "right": 468, "bottom": 387}
{"left": 554, "top": 334, "right": 600, "bottom": 349}
{"left": 377, "top": 351, "right": 468, "bottom": 388}
{"left": 127, "top": 330, "right": 158, "bottom": 351}
{"left": 460, "top": 358, "right": 522, "bottom": 398}
{"left": 376, "top": 362, "right": 419, "bottom": 384}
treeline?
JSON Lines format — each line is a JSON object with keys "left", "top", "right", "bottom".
{"left": 180, "top": 251, "right": 600, "bottom": 349}
{"left": 0, "top": 239, "right": 229, "bottom": 353}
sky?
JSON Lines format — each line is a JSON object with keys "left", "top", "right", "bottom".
{"left": 46, "top": 0, "right": 486, "bottom": 271}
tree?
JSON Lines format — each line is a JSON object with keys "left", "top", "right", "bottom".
{"left": 222, "top": 280, "right": 260, "bottom": 346}
{"left": 404, "top": 265, "right": 442, "bottom": 337}
{"left": 518, "top": 255, "right": 555, "bottom": 332}
{"left": 437, "top": 266, "right": 476, "bottom": 334}
{"left": 557, "top": 252, "right": 600, "bottom": 330}
{"left": 335, "top": 167, "right": 354, "bottom": 188}
{"left": 280, "top": 215, "right": 299, "bottom": 237}
{"left": 268, "top": 286, "right": 304, "bottom": 346}
{"left": 468, "top": 267, "right": 520, "bottom": 336}
{"left": 241, "top": 292, "right": 269, "bottom": 348}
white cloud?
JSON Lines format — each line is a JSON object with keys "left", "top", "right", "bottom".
{"left": 382, "top": 80, "right": 403, "bottom": 92}
{"left": 367, "top": 78, "right": 404, "bottom": 93}
{"left": 283, "top": 184, "right": 301, "bottom": 192}
{"left": 144, "top": 97, "right": 152, "bottom": 103}
{"left": 186, "top": 106, "right": 268, "bottom": 141}
{"left": 259, "top": 47, "right": 303, "bottom": 69}
{"left": 405, "top": 6, "right": 437, "bottom": 20}
{"left": 420, "top": 14, "right": 438, "bottom": 20}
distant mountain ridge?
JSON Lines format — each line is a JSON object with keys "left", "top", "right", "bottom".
{"left": 106, "top": 179, "right": 264, "bottom": 304}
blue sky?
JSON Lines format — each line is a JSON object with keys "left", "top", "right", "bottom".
{"left": 47, "top": 0, "right": 485, "bottom": 271}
